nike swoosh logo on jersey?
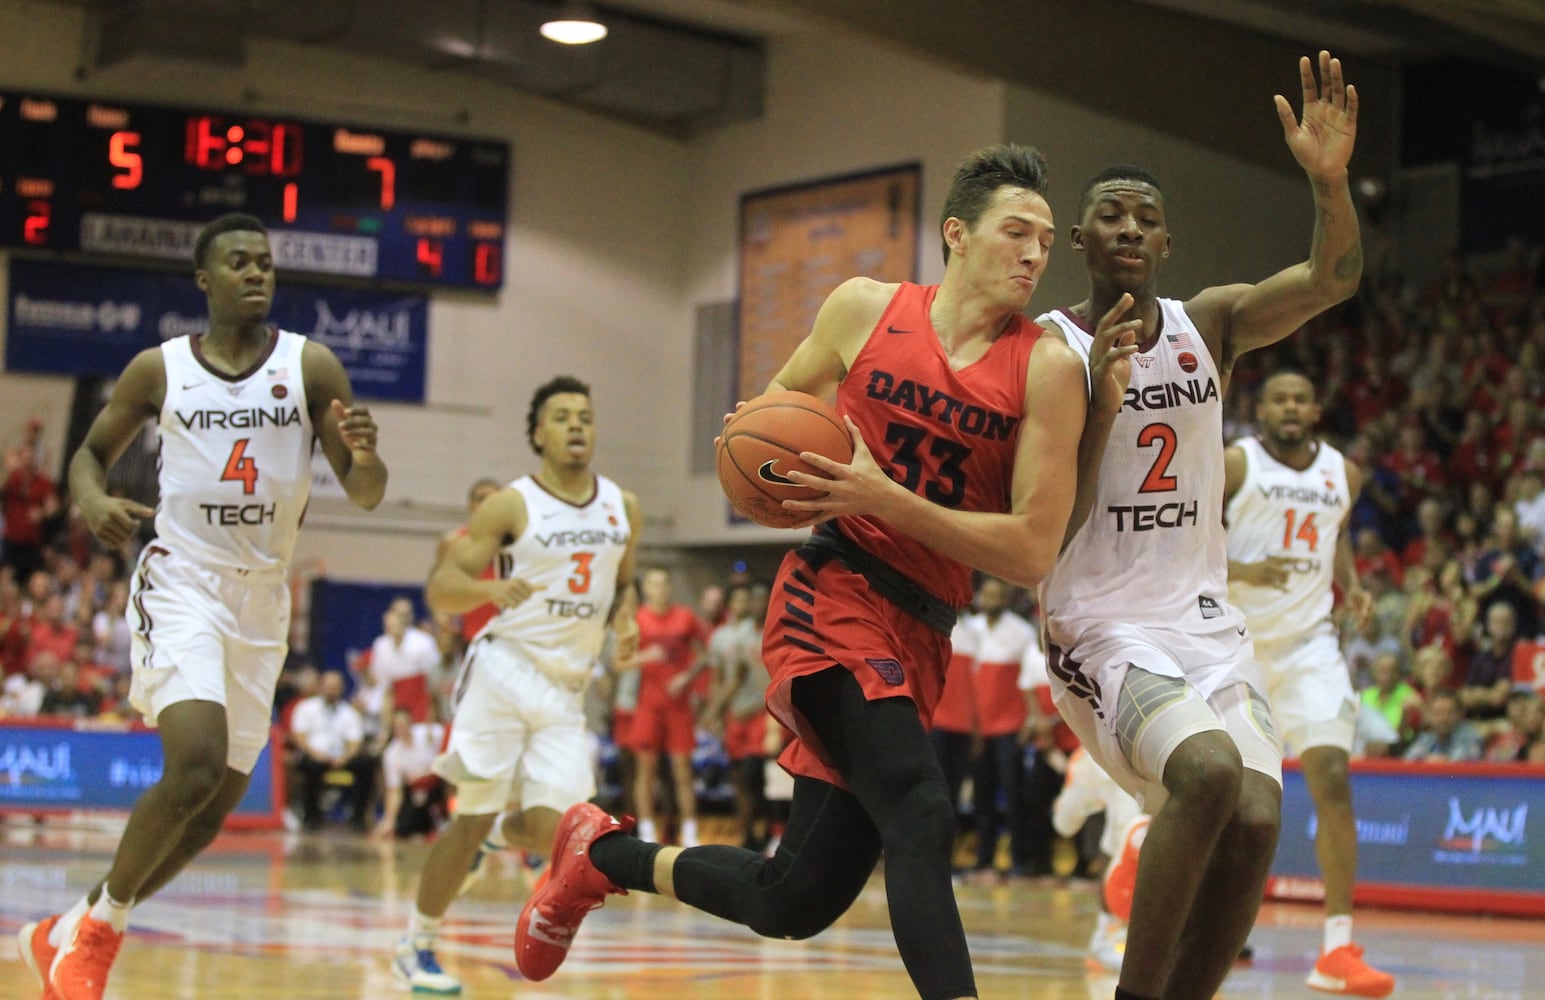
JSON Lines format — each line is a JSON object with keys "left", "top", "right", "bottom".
{"left": 181, "top": 382, "right": 204, "bottom": 390}
{"left": 758, "top": 460, "right": 814, "bottom": 488}
{"left": 1236, "top": 625, "right": 1248, "bottom": 636}
{"left": 885, "top": 325, "right": 911, "bottom": 334}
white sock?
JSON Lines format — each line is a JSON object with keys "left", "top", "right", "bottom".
{"left": 1324, "top": 914, "right": 1353, "bottom": 953}
{"left": 680, "top": 818, "right": 699, "bottom": 846}
{"left": 484, "top": 812, "right": 511, "bottom": 850}
{"left": 638, "top": 818, "right": 658, "bottom": 843}
{"left": 409, "top": 911, "right": 441, "bottom": 951}
{"left": 48, "top": 896, "right": 91, "bottom": 948}
{"left": 89, "top": 892, "right": 132, "bottom": 934}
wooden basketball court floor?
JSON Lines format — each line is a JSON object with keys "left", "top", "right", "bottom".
{"left": 3, "top": 818, "right": 1540, "bottom": 999}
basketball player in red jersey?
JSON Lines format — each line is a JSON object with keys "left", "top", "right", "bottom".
{"left": 19, "top": 213, "right": 386, "bottom": 1000}
{"left": 1038, "top": 53, "right": 1362, "bottom": 1000}
{"left": 513, "top": 145, "right": 1140, "bottom": 999}
{"left": 437, "top": 477, "right": 503, "bottom": 645}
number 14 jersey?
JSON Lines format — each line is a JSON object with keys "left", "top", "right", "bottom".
{"left": 1038, "top": 299, "right": 1243, "bottom": 639}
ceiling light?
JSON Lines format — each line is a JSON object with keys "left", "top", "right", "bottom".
{"left": 540, "top": 3, "right": 608, "bottom": 45}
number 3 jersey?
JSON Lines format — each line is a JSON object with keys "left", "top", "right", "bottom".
{"left": 154, "top": 330, "right": 314, "bottom": 574}
{"left": 1037, "top": 299, "right": 1244, "bottom": 640}
{"left": 1224, "top": 437, "right": 1350, "bottom": 646}
{"left": 477, "top": 474, "right": 630, "bottom": 685}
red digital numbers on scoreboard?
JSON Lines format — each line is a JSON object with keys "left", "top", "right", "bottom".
{"left": 108, "top": 131, "right": 143, "bottom": 189}
{"left": 416, "top": 238, "right": 444, "bottom": 279}
{"left": 185, "top": 116, "right": 303, "bottom": 176}
{"left": 23, "top": 200, "right": 51, "bottom": 245}
{"left": 473, "top": 241, "right": 502, "bottom": 286}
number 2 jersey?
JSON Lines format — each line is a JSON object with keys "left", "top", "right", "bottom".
{"left": 1224, "top": 437, "right": 1350, "bottom": 646}
{"left": 476, "top": 474, "right": 630, "bottom": 686}
{"left": 1037, "top": 299, "right": 1245, "bottom": 641}
{"left": 153, "top": 329, "right": 314, "bottom": 573}
{"left": 836, "top": 281, "right": 1040, "bottom": 609}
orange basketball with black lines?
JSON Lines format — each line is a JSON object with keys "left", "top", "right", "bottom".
{"left": 716, "top": 391, "right": 854, "bottom": 528}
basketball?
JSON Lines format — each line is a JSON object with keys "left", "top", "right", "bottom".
{"left": 716, "top": 390, "right": 854, "bottom": 528}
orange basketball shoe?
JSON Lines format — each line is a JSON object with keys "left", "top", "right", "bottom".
{"left": 1102, "top": 814, "right": 1149, "bottom": 923}
{"left": 17, "top": 915, "right": 60, "bottom": 1000}
{"left": 49, "top": 913, "right": 124, "bottom": 1000}
{"left": 513, "top": 803, "right": 633, "bottom": 981}
{"left": 1307, "top": 943, "right": 1395, "bottom": 997}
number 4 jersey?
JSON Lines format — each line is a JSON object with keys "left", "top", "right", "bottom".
{"left": 1037, "top": 300, "right": 1245, "bottom": 639}
{"left": 154, "top": 330, "right": 314, "bottom": 574}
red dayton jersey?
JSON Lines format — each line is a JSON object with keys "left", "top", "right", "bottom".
{"left": 636, "top": 604, "right": 706, "bottom": 700}
{"left": 835, "top": 282, "right": 1040, "bottom": 608}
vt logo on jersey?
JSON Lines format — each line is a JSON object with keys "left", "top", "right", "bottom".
{"left": 863, "top": 370, "right": 1019, "bottom": 442}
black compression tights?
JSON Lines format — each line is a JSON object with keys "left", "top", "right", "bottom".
{"left": 669, "top": 667, "right": 976, "bottom": 1000}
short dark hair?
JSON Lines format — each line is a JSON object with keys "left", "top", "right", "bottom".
{"left": 1258, "top": 368, "right": 1317, "bottom": 398}
{"left": 194, "top": 213, "right": 268, "bottom": 269}
{"left": 1077, "top": 164, "right": 1165, "bottom": 219}
{"left": 526, "top": 375, "right": 591, "bottom": 455}
{"left": 939, "top": 144, "right": 1049, "bottom": 264}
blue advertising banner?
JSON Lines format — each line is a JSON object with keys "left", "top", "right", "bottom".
{"left": 0, "top": 722, "right": 276, "bottom": 820}
{"left": 5, "top": 258, "right": 428, "bottom": 402}
{"left": 1270, "top": 761, "right": 1545, "bottom": 915}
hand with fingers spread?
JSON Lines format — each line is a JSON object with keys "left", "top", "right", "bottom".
{"left": 1276, "top": 49, "right": 1358, "bottom": 180}
{"left": 1087, "top": 293, "right": 1142, "bottom": 417}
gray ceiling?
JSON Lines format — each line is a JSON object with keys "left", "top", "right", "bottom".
{"left": 42, "top": 0, "right": 1545, "bottom": 144}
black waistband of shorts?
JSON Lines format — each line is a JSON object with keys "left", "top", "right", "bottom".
{"left": 797, "top": 522, "right": 958, "bottom": 635}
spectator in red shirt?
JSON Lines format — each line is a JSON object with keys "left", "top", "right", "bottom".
{"left": 1353, "top": 527, "right": 1404, "bottom": 589}
{"left": 1494, "top": 397, "right": 1544, "bottom": 482}
{"left": 26, "top": 593, "right": 78, "bottom": 670}
{"left": 1450, "top": 409, "right": 1503, "bottom": 492}
{"left": 1381, "top": 420, "right": 1448, "bottom": 516}
{"left": 633, "top": 566, "right": 708, "bottom": 847}
{"left": 1399, "top": 497, "right": 1452, "bottom": 573}
{"left": 2, "top": 443, "right": 58, "bottom": 583}
{"left": 0, "top": 572, "right": 29, "bottom": 678}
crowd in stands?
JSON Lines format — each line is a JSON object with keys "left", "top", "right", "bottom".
{"left": 4, "top": 240, "right": 1544, "bottom": 850}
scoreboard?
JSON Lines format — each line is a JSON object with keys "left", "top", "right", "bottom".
{"left": 0, "top": 90, "right": 510, "bottom": 290}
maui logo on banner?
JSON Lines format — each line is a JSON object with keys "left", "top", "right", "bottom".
{"left": 5, "top": 258, "right": 428, "bottom": 402}
{"left": 1438, "top": 798, "right": 1528, "bottom": 856}
{"left": 0, "top": 739, "right": 76, "bottom": 796}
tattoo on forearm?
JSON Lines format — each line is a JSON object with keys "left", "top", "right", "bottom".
{"left": 1334, "top": 244, "right": 1363, "bottom": 282}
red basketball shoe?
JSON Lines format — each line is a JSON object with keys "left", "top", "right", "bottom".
{"left": 1307, "top": 943, "right": 1395, "bottom": 998}
{"left": 513, "top": 803, "right": 633, "bottom": 981}
{"left": 1102, "top": 814, "right": 1149, "bottom": 923}
{"left": 17, "top": 915, "right": 61, "bottom": 1000}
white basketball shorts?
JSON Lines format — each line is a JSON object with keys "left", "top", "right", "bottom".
{"left": 434, "top": 636, "right": 595, "bottom": 816}
{"left": 1255, "top": 631, "right": 1357, "bottom": 756}
{"left": 128, "top": 545, "right": 290, "bottom": 774}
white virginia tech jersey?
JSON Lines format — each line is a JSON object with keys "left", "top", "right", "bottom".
{"left": 1039, "top": 299, "right": 1245, "bottom": 640}
{"left": 154, "top": 330, "right": 313, "bottom": 573}
{"left": 478, "top": 474, "right": 630, "bottom": 684}
{"left": 1225, "top": 437, "right": 1350, "bottom": 645}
